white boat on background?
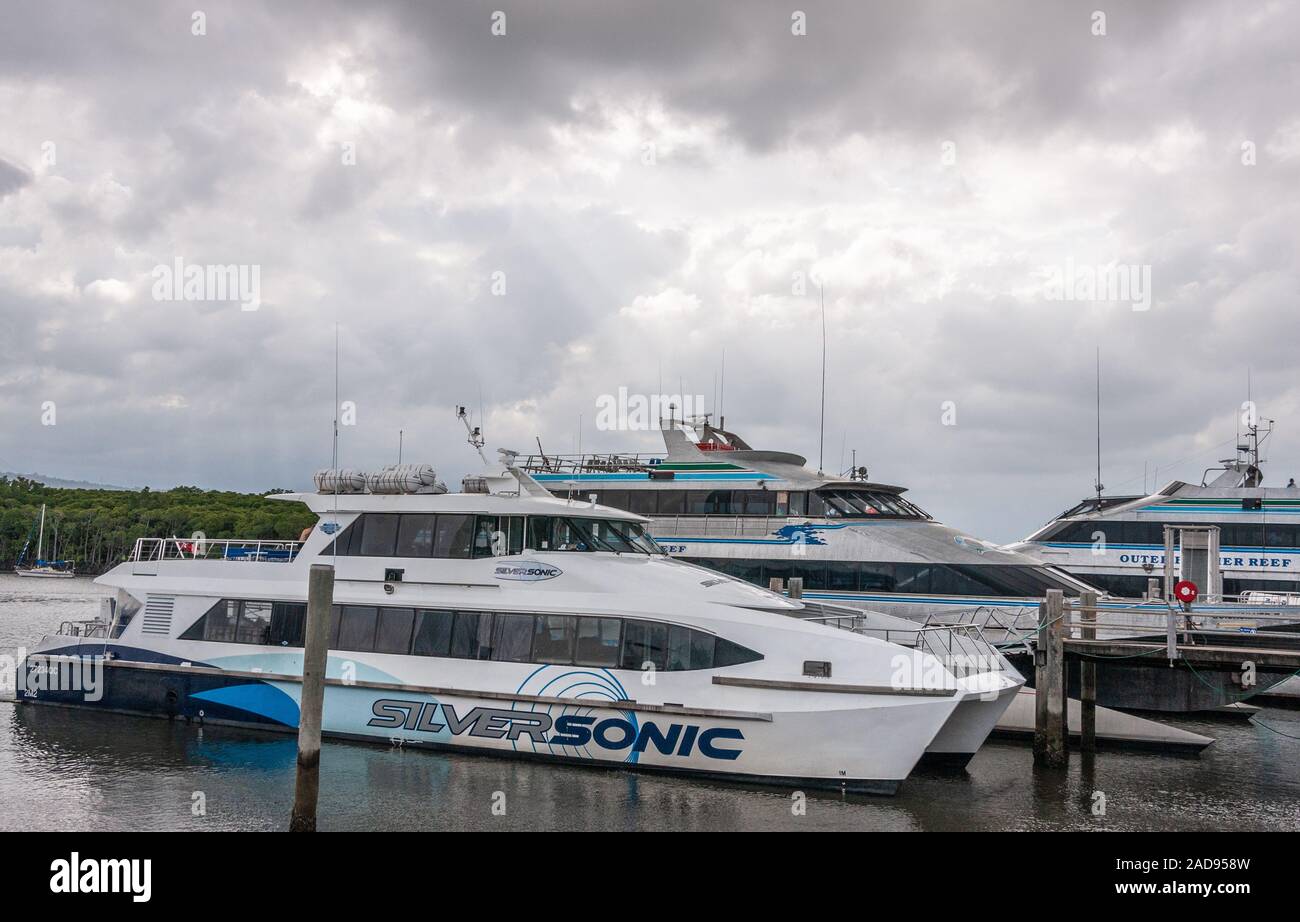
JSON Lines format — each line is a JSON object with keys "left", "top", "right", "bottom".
{"left": 21, "top": 456, "right": 1021, "bottom": 793}
{"left": 1011, "top": 418, "right": 1300, "bottom": 605}
{"left": 13, "top": 503, "right": 75, "bottom": 578}
{"left": 516, "top": 416, "right": 1098, "bottom": 639}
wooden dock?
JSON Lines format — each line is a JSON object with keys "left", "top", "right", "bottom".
{"left": 1031, "top": 590, "right": 1300, "bottom": 767}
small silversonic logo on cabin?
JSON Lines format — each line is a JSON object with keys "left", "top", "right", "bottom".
{"left": 50, "top": 853, "right": 151, "bottom": 902}
{"left": 494, "top": 561, "right": 562, "bottom": 581}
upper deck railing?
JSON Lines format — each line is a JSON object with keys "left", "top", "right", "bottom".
{"left": 131, "top": 537, "right": 304, "bottom": 564}
{"left": 516, "top": 452, "right": 668, "bottom": 475}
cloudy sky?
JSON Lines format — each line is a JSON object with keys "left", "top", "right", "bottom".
{"left": 1, "top": 0, "right": 1297, "bottom": 541}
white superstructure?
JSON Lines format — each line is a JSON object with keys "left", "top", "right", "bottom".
{"left": 22, "top": 457, "right": 1022, "bottom": 793}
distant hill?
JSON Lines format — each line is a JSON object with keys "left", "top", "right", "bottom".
{"left": 1, "top": 471, "right": 137, "bottom": 491}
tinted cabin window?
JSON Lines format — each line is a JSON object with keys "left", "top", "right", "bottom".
{"left": 375, "top": 607, "right": 415, "bottom": 654}
{"left": 551, "top": 518, "right": 587, "bottom": 551}
{"left": 328, "top": 605, "right": 342, "bottom": 646}
{"left": 269, "top": 602, "right": 306, "bottom": 646}
{"left": 826, "top": 561, "right": 858, "bottom": 591}
{"left": 601, "top": 491, "right": 630, "bottom": 511}
{"left": 656, "top": 491, "right": 686, "bottom": 514}
{"left": 930, "top": 565, "right": 992, "bottom": 596}
{"left": 359, "top": 514, "right": 400, "bottom": 556}
{"left": 714, "top": 637, "right": 761, "bottom": 667}
{"left": 492, "top": 613, "right": 534, "bottom": 662}
{"left": 533, "top": 615, "right": 576, "bottom": 664}
{"left": 472, "top": 516, "right": 498, "bottom": 558}
{"left": 451, "top": 611, "right": 493, "bottom": 659}
{"left": 739, "top": 490, "right": 776, "bottom": 515}
{"left": 666, "top": 625, "right": 692, "bottom": 670}
{"left": 527, "top": 516, "right": 553, "bottom": 550}
{"left": 792, "top": 563, "right": 826, "bottom": 589}
{"left": 204, "top": 600, "right": 242, "bottom": 642}
{"left": 505, "top": 517, "right": 525, "bottom": 554}
{"left": 762, "top": 562, "right": 792, "bottom": 586}
{"left": 575, "top": 617, "right": 621, "bottom": 667}
{"left": 434, "top": 514, "right": 474, "bottom": 558}
{"left": 327, "top": 519, "right": 361, "bottom": 556}
{"left": 1266, "top": 524, "right": 1293, "bottom": 548}
{"left": 396, "top": 515, "right": 435, "bottom": 557}
{"left": 860, "top": 563, "right": 896, "bottom": 591}
{"left": 337, "top": 605, "right": 378, "bottom": 651}
{"left": 621, "top": 620, "right": 668, "bottom": 670}
{"left": 411, "top": 609, "right": 453, "bottom": 657}
{"left": 689, "top": 631, "right": 716, "bottom": 669}
{"left": 688, "top": 490, "right": 734, "bottom": 515}
{"left": 235, "top": 601, "right": 272, "bottom": 644}
{"left": 895, "top": 564, "right": 932, "bottom": 594}
{"left": 626, "top": 492, "right": 657, "bottom": 515}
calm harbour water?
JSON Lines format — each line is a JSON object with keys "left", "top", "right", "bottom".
{"left": 2, "top": 574, "right": 1298, "bottom": 831}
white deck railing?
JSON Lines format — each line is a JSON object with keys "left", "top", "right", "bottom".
{"left": 130, "top": 537, "right": 304, "bottom": 563}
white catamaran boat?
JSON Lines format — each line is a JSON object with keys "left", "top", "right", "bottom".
{"left": 14, "top": 503, "right": 75, "bottom": 579}
{"left": 1011, "top": 418, "right": 1300, "bottom": 607}
{"left": 516, "top": 417, "right": 1098, "bottom": 637}
{"left": 21, "top": 456, "right": 1022, "bottom": 792}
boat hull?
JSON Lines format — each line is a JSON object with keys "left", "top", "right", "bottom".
{"left": 920, "top": 683, "right": 1021, "bottom": 769}
{"left": 19, "top": 651, "right": 960, "bottom": 795}
{"left": 14, "top": 568, "right": 76, "bottom": 578}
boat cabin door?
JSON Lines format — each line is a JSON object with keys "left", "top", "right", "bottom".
{"left": 1162, "top": 524, "right": 1222, "bottom": 602}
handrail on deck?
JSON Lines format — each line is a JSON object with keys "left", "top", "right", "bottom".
{"left": 516, "top": 452, "right": 667, "bottom": 475}
{"left": 130, "top": 536, "right": 304, "bottom": 564}
{"left": 799, "top": 614, "right": 1011, "bottom": 679}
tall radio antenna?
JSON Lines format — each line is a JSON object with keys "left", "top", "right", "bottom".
{"left": 1094, "top": 347, "right": 1103, "bottom": 502}
{"left": 818, "top": 283, "right": 827, "bottom": 474}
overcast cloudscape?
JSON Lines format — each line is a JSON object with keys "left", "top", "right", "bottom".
{"left": 1, "top": 0, "right": 1297, "bottom": 541}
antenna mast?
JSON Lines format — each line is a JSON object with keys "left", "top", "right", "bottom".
{"left": 1094, "top": 347, "right": 1103, "bottom": 502}
{"left": 457, "top": 406, "right": 488, "bottom": 466}
{"left": 818, "top": 283, "right": 827, "bottom": 474}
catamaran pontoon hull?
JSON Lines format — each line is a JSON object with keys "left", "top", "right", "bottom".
{"left": 21, "top": 648, "right": 965, "bottom": 794}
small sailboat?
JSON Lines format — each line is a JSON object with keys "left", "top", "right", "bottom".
{"left": 14, "top": 504, "right": 75, "bottom": 578}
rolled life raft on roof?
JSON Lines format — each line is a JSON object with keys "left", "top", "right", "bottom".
{"left": 313, "top": 465, "right": 447, "bottom": 495}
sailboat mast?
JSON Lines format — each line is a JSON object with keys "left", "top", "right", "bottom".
{"left": 37, "top": 504, "right": 46, "bottom": 560}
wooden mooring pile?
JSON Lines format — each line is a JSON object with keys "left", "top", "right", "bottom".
{"left": 1032, "top": 589, "right": 1300, "bottom": 767}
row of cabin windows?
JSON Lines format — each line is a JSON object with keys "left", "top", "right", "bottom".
{"left": 547, "top": 487, "right": 930, "bottom": 519}
{"left": 1047, "top": 520, "right": 1300, "bottom": 549}
{"left": 328, "top": 513, "right": 660, "bottom": 558}
{"left": 179, "top": 600, "right": 762, "bottom": 671}
{"left": 329, "top": 513, "right": 505, "bottom": 559}
{"left": 687, "top": 558, "right": 1083, "bottom": 598}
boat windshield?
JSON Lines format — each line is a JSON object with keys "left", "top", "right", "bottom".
{"left": 814, "top": 488, "right": 930, "bottom": 519}
{"left": 530, "top": 516, "right": 663, "bottom": 554}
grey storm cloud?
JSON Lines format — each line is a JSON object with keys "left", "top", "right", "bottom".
{"left": 0, "top": 0, "right": 1297, "bottom": 542}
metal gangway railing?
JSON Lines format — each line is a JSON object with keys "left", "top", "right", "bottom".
{"left": 798, "top": 601, "right": 1012, "bottom": 680}
{"left": 1239, "top": 589, "right": 1300, "bottom": 606}
{"left": 131, "top": 536, "right": 304, "bottom": 564}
